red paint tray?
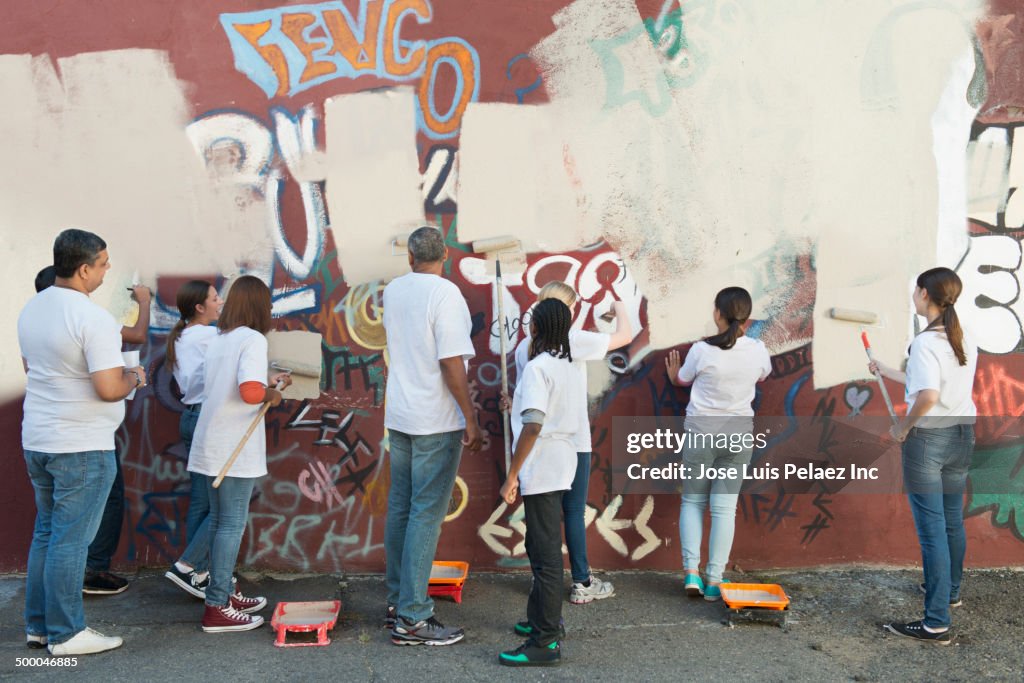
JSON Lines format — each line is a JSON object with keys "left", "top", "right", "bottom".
{"left": 427, "top": 561, "right": 469, "bottom": 603}
{"left": 270, "top": 600, "right": 341, "bottom": 647}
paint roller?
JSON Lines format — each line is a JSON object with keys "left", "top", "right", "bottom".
{"left": 212, "top": 360, "right": 321, "bottom": 488}
{"left": 826, "top": 307, "right": 898, "bottom": 426}
{"left": 827, "top": 308, "right": 879, "bottom": 325}
{"left": 473, "top": 236, "right": 521, "bottom": 474}
{"left": 391, "top": 234, "right": 410, "bottom": 256}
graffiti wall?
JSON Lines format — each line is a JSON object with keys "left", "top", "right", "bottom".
{"left": 1, "top": 0, "right": 1023, "bottom": 573}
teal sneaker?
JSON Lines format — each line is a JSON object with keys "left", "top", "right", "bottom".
{"left": 704, "top": 578, "right": 730, "bottom": 602}
{"left": 684, "top": 574, "right": 705, "bottom": 597}
{"left": 514, "top": 619, "right": 566, "bottom": 639}
{"left": 499, "top": 640, "right": 561, "bottom": 667}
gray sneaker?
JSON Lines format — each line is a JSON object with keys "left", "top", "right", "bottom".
{"left": 391, "top": 616, "right": 465, "bottom": 646}
{"left": 569, "top": 575, "right": 615, "bottom": 604}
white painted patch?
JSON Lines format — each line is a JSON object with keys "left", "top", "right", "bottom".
{"left": 528, "top": 0, "right": 982, "bottom": 387}
{"left": 324, "top": 88, "right": 424, "bottom": 285}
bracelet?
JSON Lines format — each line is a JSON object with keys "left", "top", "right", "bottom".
{"left": 127, "top": 370, "right": 142, "bottom": 388}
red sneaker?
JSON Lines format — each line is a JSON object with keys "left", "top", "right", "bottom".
{"left": 202, "top": 604, "right": 265, "bottom": 633}
{"left": 229, "top": 591, "right": 267, "bottom": 614}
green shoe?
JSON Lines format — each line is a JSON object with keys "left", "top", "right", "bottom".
{"left": 499, "top": 640, "right": 561, "bottom": 667}
{"left": 704, "top": 578, "right": 730, "bottom": 602}
{"left": 514, "top": 619, "right": 566, "bottom": 639}
{"left": 684, "top": 573, "right": 705, "bottom": 597}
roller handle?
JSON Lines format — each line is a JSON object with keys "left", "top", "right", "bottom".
{"left": 213, "top": 380, "right": 285, "bottom": 488}
{"left": 495, "top": 259, "right": 513, "bottom": 475}
{"left": 860, "top": 332, "right": 899, "bottom": 426}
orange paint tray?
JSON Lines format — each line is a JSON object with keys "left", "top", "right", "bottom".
{"left": 427, "top": 561, "right": 469, "bottom": 603}
{"left": 270, "top": 600, "right": 341, "bottom": 647}
{"left": 720, "top": 583, "right": 790, "bottom": 611}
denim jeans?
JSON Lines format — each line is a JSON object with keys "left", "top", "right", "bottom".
{"left": 525, "top": 491, "right": 565, "bottom": 646}
{"left": 902, "top": 424, "right": 974, "bottom": 629}
{"left": 24, "top": 450, "right": 116, "bottom": 644}
{"left": 384, "top": 429, "right": 463, "bottom": 622}
{"left": 679, "top": 444, "right": 751, "bottom": 584}
{"left": 86, "top": 446, "right": 123, "bottom": 572}
{"left": 204, "top": 475, "right": 255, "bottom": 607}
{"left": 178, "top": 405, "right": 211, "bottom": 572}
{"left": 563, "top": 452, "right": 591, "bottom": 583}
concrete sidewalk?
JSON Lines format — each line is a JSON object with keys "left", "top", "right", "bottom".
{"left": 1, "top": 568, "right": 1021, "bottom": 681}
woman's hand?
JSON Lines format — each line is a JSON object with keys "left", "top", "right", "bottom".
{"left": 266, "top": 388, "right": 284, "bottom": 408}
{"left": 664, "top": 349, "right": 682, "bottom": 385}
{"left": 270, "top": 372, "right": 293, "bottom": 389}
{"left": 499, "top": 391, "right": 511, "bottom": 413}
{"left": 888, "top": 423, "right": 908, "bottom": 442}
{"left": 499, "top": 476, "right": 519, "bottom": 505}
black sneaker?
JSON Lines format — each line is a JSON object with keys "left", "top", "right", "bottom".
{"left": 499, "top": 640, "right": 562, "bottom": 667}
{"left": 83, "top": 570, "right": 129, "bottom": 595}
{"left": 383, "top": 604, "right": 397, "bottom": 629}
{"left": 164, "top": 565, "right": 209, "bottom": 599}
{"left": 514, "top": 618, "right": 566, "bottom": 639}
{"left": 883, "top": 620, "right": 953, "bottom": 645}
{"left": 918, "top": 583, "right": 962, "bottom": 607}
{"left": 391, "top": 616, "right": 465, "bottom": 646}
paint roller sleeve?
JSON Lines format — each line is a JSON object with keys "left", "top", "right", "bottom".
{"left": 471, "top": 237, "right": 520, "bottom": 253}
{"left": 827, "top": 308, "right": 880, "bottom": 325}
{"left": 271, "top": 361, "right": 321, "bottom": 378}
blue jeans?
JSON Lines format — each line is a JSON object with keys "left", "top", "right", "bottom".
{"left": 179, "top": 406, "right": 211, "bottom": 572}
{"left": 680, "top": 445, "right": 751, "bottom": 584}
{"left": 86, "top": 446, "right": 123, "bottom": 572}
{"left": 24, "top": 450, "right": 116, "bottom": 644}
{"left": 564, "top": 452, "right": 591, "bottom": 583}
{"left": 204, "top": 475, "right": 255, "bottom": 607}
{"left": 902, "top": 424, "right": 974, "bottom": 629}
{"left": 385, "top": 429, "right": 463, "bottom": 622}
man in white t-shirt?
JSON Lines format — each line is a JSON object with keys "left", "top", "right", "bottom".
{"left": 18, "top": 229, "right": 146, "bottom": 657}
{"left": 382, "top": 226, "right": 482, "bottom": 647}
{"left": 35, "top": 265, "right": 151, "bottom": 597}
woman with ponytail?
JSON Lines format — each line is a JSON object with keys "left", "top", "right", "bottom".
{"left": 868, "top": 267, "right": 977, "bottom": 644}
{"left": 664, "top": 287, "right": 772, "bottom": 601}
{"left": 163, "top": 281, "right": 224, "bottom": 599}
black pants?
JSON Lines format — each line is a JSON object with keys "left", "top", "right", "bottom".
{"left": 524, "top": 490, "right": 564, "bottom": 646}
{"left": 87, "top": 446, "right": 123, "bottom": 572}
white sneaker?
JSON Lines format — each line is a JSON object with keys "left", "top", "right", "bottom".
{"left": 26, "top": 633, "right": 47, "bottom": 649}
{"left": 48, "top": 627, "right": 123, "bottom": 655}
{"left": 569, "top": 575, "right": 616, "bottom": 604}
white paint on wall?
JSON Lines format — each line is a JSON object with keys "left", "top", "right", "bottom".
{"left": 324, "top": 89, "right": 424, "bottom": 286}
{"left": 0, "top": 49, "right": 270, "bottom": 403}
{"left": 527, "top": 0, "right": 983, "bottom": 387}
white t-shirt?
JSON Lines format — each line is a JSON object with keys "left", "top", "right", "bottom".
{"left": 18, "top": 286, "right": 126, "bottom": 453}
{"left": 383, "top": 272, "right": 475, "bottom": 435}
{"left": 188, "top": 327, "right": 270, "bottom": 478}
{"left": 677, "top": 336, "right": 772, "bottom": 418}
{"left": 515, "top": 352, "right": 581, "bottom": 496}
{"left": 513, "top": 330, "right": 610, "bottom": 452}
{"left": 172, "top": 325, "right": 218, "bottom": 405}
{"left": 905, "top": 329, "right": 977, "bottom": 428}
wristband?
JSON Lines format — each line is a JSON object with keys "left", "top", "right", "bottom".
{"left": 127, "top": 369, "right": 142, "bottom": 388}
